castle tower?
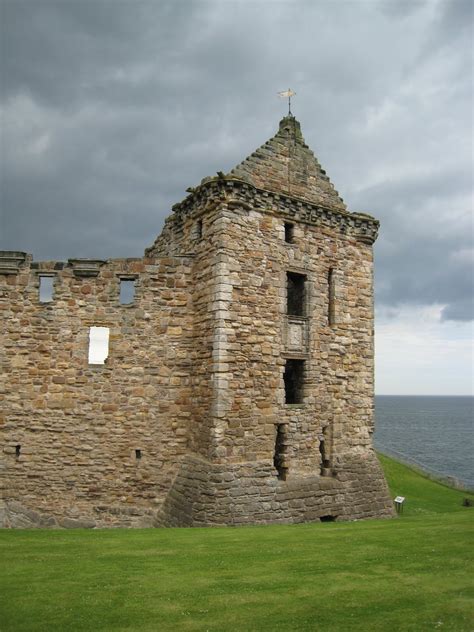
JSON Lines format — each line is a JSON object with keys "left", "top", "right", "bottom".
{"left": 148, "top": 115, "right": 394, "bottom": 525}
{"left": 1, "top": 115, "right": 394, "bottom": 528}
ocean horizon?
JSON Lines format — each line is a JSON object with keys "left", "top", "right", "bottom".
{"left": 374, "top": 394, "right": 474, "bottom": 490}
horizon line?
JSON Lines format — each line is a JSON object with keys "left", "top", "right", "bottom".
{"left": 375, "top": 393, "right": 473, "bottom": 397}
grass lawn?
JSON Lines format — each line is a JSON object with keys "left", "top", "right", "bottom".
{"left": 1, "top": 456, "right": 473, "bottom": 632}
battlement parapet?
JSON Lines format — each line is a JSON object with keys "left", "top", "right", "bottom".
{"left": 169, "top": 178, "right": 379, "bottom": 245}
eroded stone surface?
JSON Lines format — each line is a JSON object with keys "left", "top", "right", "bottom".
{"left": 1, "top": 116, "right": 393, "bottom": 528}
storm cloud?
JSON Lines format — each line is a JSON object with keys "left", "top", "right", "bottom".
{"left": 1, "top": 0, "right": 473, "bottom": 323}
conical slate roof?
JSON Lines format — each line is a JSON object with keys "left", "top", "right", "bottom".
{"left": 228, "top": 115, "right": 347, "bottom": 212}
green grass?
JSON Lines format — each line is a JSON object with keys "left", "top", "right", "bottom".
{"left": 1, "top": 456, "right": 473, "bottom": 632}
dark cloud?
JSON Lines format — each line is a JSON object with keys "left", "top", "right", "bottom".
{"left": 1, "top": 0, "right": 472, "bottom": 323}
{"left": 377, "top": 0, "right": 428, "bottom": 18}
{"left": 356, "top": 167, "right": 473, "bottom": 321}
{"left": 441, "top": 298, "right": 474, "bottom": 322}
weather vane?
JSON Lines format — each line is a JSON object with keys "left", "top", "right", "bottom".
{"left": 278, "top": 89, "right": 296, "bottom": 115}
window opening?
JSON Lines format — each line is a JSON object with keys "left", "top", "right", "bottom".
{"left": 88, "top": 327, "right": 110, "bottom": 365}
{"left": 284, "top": 359, "right": 304, "bottom": 404}
{"left": 15, "top": 445, "right": 21, "bottom": 458}
{"left": 328, "top": 268, "right": 335, "bottom": 326}
{"left": 120, "top": 279, "right": 135, "bottom": 305}
{"left": 39, "top": 276, "right": 54, "bottom": 302}
{"left": 273, "top": 424, "right": 288, "bottom": 480}
{"left": 287, "top": 272, "right": 306, "bottom": 316}
{"left": 319, "top": 430, "right": 331, "bottom": 476}
{"left": 135, "top": 449, "right": 142, "bottom": 460}
{"left": 284, "top": 222, "right": 294, "bottom": 243}
{"left": 193, "top": 218, "right": 203, "bottom": 240}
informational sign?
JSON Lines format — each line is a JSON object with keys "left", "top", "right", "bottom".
{"left": 394, "top": 496, "right": 405, "bottom": 514}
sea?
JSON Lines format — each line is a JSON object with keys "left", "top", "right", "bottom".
{"left": 374, "top": 395, "right": 474, "bottom": 490}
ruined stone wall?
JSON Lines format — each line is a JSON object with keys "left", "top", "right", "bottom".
{"left": 1, "top": 171, "right": 393, "bottom": 528}
{"left": 152, "top": 180, "right": 380, "bottom": 468}
{"left": 1, "top": 254, "right": 193, "bottom": 527}
{"left": 158, "top": 453, "right": 393, "bottom": 527}
{"left": 149, "top": 178, "right": 393, "bottom": 526}
{"left": 149, "top": 199, "right": 238, "bottom": 460}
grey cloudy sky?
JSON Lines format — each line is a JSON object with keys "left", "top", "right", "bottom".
{"left": 1, "top": 0, "right": 473, "bottom": 394}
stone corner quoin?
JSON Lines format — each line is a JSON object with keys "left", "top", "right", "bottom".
{"left": 1, "top": 114, "right": 394, "bottom": 528}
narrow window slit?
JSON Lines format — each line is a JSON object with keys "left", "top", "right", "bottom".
{"left": 284, "top": 222, "right": 294, "bottom": 243}
{"left": 273, "top": 424, "right": 288, "bottom": 480}
{"left": 39, "top": 276, "right": 54, "bottom": 303}
{"left": 287, "top": 272, "right": 306, "bottom": 316}
{"left": 15, "top": 445, "right": 21, "bottom": 458}
{"left": 135, "top": 449, "right": 142, "bottom": 460}
{"left": 88, "top": 327, "right": 110, "bottom": 365}
{"left": 284, "top": 359, "right": 304, "bottom": 404}
{"left": 319, "top": 427, "right": 331, "bottom": 476}
{"left": 328, "top": 268, "right": 335, "bottom": 327}
{"left": 120, "top": 279, "right": 135, "bottom": 305}
{"left": 194, "top": 219, "right": 203, "bottom": 240}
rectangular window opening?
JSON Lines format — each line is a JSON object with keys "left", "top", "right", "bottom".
{"left": 328, "top": 268, "right": 335, "bottom": 327}
{"left": 88, "top": 326, "right": 110, "bottom": 365}
{"left": 284, "top": 222, "right": 294, "bottom": 243}
{"left": 287, "top": 272, "right": 306, "bottom": 316}
{"left": 273, "top": 424, "right": 288, "bottom": 480}
{"left": 135, "top": 449, "right": 142, "bottom": 460}
{"left": 39, "top": 276, "right": 54, "bottom": 303}
{"left": 284, "top": 359, "right": 304, "bottom": 404}
{"left": 15, "top": 444, "right": 21, "bottom": 458}
{"left": 120, "top": 279, "right": 135, "bottom": 305}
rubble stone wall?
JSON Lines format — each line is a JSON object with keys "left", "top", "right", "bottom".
{"left": 1, "top": 254, "right": 194, "bottom": 527}
{"left": 158, "top": 452, "right": 392, "bottom": 527}
{"left": 1, "top": 125, "right": 394, "bottom": 527}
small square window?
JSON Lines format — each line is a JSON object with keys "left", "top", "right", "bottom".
{"left": 284, "top": 222, "right": 294, "bottom": 243}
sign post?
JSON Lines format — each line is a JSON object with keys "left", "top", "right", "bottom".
{"left": 394, "top": 496, "right": 405, "bottom": 514}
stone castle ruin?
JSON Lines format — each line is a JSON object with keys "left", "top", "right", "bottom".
{"left": 1, "top": 115, "right": 394, "bottom": 528}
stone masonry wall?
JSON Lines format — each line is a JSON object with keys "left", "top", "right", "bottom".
{"left": 229, "top": 116, "right": 347, "bottom": 212}
{"left": 158, "top": 451, "right": 392, "bottom": 527}
{"left": 147, "top": 177, "right": 394, "bottom": 525}
{"left": 2, "top": 114, "right": 394, "bottom": 528}
{"left": 1, "top": 254, "right": 193, "bottom": 527}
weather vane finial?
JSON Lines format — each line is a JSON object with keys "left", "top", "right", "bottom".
{"left": 278, "top": 88, "right": 296, "bottom": 115}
